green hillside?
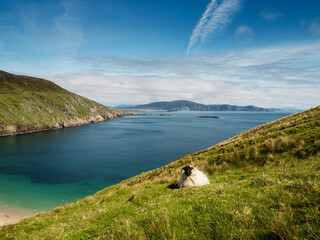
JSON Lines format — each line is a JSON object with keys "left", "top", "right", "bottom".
{"left": 0, "top": 70, "right": 130, "bottom": 136}
{"left": 1, "top": 106, "right": 320, "bottom": 239}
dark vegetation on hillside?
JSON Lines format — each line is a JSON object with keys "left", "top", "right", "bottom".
{"left": 0, "top": 70, "right": 67, "bottom": 93}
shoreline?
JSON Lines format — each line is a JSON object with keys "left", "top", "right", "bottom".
{"left": 0, "top": 209, "right": 32, "bottom": 226}
{"left": 0, "top": 111, "right": 136, "bottom": 138}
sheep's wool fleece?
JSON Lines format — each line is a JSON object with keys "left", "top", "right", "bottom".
{"left": 178, "top": 168, "right": 210, "bottom": 188}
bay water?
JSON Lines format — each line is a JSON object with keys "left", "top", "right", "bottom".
{"left": 0, "top": 111, "right": 294, "bottom": 214}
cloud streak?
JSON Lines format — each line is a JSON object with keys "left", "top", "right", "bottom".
{"left": 310, "top": 18, "right": 320, "bottom": 36}
{"left": 260, "top": 9, "right": 283, "bottom": 22}
{"left": 187, "top": 0, "right": 218, "bottom": 54}
{"left": 187, "top": 0, "right": 241, "bottom": 54}
{"left": 235, "top": 25, "right": 254, "bottom": 39}
{"left": 53, "top": 0, "right": 83, "bottom": 53}
{"left": 41, "top": 41, "right": 320, "bottom": 109}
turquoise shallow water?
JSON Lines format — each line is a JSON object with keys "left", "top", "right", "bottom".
{"left": 0, "top": 111, "right": 294, "bottom": 213}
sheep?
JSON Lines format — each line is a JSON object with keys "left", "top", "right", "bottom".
{"left": 178, "top": 165, "right": 210, "bottom": 188}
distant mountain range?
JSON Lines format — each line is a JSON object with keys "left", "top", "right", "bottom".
{"left": 120, "top": 100, "right": 269, "bottom": 112}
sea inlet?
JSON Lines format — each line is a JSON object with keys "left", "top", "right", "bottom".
{"left": 0, "top": 111, "right": 293, "bottom": 213}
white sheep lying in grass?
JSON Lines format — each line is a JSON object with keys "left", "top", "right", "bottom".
{"left": 178, "top": 165, "right": 210, "bottom": 188}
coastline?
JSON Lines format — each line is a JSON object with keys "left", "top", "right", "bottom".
{"left": 0, "top": 111, "right": 135, "bottom": 137}
{"left": 0, "top": 209, "right": 32, "bottom": 226}
{"left": 0, "top": 112, "right": 135, "bottom": 226}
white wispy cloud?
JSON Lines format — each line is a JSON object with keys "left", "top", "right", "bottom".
{"left": 260, "top": 9, "right": 283, "bottom": 22}
{"left": 187, "top": 0, "right": 241, "bottom": 54}
{"left": 19, "top": 2, "right": 38, "bottom": 30}
{"left": 235, "top": 25, "right": 254, "bottom": 39}
{"left": 53, "top": 0, "right": 83, "bottom": 53}
{"left": 39, "top": 41, "right": 320, "bottom": 109}
{"left": 310, "top": 18, "right": 320, "bottom": 36}
{"left": 187, "top": 0, "right": 218, "bottom": 54}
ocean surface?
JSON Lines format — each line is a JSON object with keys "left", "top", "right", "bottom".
{"left": 0, "top": 111, "right": 294, "bottom": 213}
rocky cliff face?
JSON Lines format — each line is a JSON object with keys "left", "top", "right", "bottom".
{"left": 0, "top": 70, "right": 134, "bottom": 137}
{"left": 0, "top": 110, "right": 132, "bottom": 137}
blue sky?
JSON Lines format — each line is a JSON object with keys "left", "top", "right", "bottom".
{"left": 0, "top": 0, "right": 320, "bottom": 108}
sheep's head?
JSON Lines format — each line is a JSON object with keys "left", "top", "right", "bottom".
{"left": 182, "top": 165, "right": 194, "bottom": 176}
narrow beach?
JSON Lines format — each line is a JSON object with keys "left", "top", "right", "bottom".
{"left": 0, "top": 209, "right": 31, "bottom": 226}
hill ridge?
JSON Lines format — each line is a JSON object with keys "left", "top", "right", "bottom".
{"left": 124, "top": 100, "right": 268, "bottom": 111}
{"left": 0, "top": 70, "right": 132, "bottom": 136}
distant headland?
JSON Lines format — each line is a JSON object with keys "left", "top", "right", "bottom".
{"left": 119, "top": 100, "right": 269, "bottom": 112}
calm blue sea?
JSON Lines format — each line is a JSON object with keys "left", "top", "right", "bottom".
{"left": 0, "top": 111, "right": 294, "bottom": 213}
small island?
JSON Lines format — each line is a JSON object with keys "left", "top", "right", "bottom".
{"left": 197, "top": 116, "right": 220, "bottom": 119}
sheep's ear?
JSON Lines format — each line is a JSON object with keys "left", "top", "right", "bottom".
{"left": 181, "top": 167, "right": 184, "bottom": 173}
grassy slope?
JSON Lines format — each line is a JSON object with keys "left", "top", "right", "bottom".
{"left": 1, "top": 106, "right": 320, "bottom": 239}
{"left": 0, "top": 70, "right": 123, "bottom": 127}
